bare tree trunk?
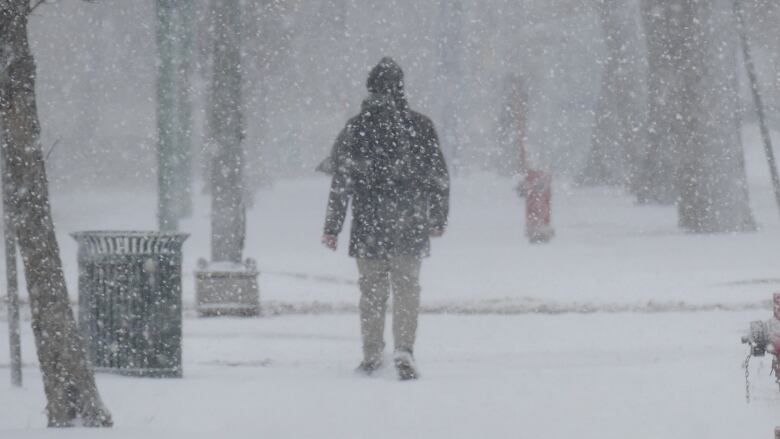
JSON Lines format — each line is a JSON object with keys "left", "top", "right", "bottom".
{"left": 209, "top": 0, "right": 245, "bottom": 263}
{"left": 676, "top": 0, "right": 755, "bottom": 232}
{"left": 0, "top": 1, "right": 112, "bottom": 427}
{"left": 634, "top": 0, "right": 685, "bottom": 204}
{"left": 580, "top": 0, "right": 647, "bottom": 188}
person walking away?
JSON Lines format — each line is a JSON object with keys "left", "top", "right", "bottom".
{"left": 321, "top": 57, "right": 450, "bottom": 380}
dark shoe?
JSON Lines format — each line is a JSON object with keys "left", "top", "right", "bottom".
{"left": 394, "top": 350, "right": 418, "bottom": 381}
{"left": 355, "top": 359, "right": 382, "bottom": 375}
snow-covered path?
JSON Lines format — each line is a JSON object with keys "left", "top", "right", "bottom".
{"left": 1, "top": 311, "right": 778, "bottom": 438}
{"left": 2, "top": 130, "right": 780, "bottom": 436}
{"left": 18, "top": 130, "right": 772, "bottom": 315}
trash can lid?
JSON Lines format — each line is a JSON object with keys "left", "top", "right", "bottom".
{"left": 71, "top": 231, "right": 189, "bottom": 255}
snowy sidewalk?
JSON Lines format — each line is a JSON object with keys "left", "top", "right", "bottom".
{"left": 3, "top": 130, "right": 780, "bottom": 436}
{"left": 12, "top": 129, "right": 777, "bottom": 316}
{"left": 1, "top": 311, "right": 779, "bottom": 438}
{"left": 42, "top": 172, "right": 780, "bottom": 316}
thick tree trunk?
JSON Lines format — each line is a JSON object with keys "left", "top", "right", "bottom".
{"left": 676, "top": 0, "right": 755, "bottom": 232}
{"left": 0, "top": 1, "right": 112, "bottom": 427}
{"left": 209, "top": 0, "right": 245, "bottom": 263}
{"left": 579, "top": 0, "right": 647, "bottom": 188}
{"left": 634, "top": 0, "right": 685, "bottom": 204}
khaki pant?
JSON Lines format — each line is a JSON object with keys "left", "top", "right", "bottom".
{"left": 356, "top": 256, "right": 422, "bottom": 363}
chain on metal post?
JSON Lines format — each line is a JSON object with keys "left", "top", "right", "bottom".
{"left": 744, "top": 351, "right": 752, "bottom": 403}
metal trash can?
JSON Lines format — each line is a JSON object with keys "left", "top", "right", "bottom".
{"left": 72, "top": 231, "right": 188, "bottom": 378}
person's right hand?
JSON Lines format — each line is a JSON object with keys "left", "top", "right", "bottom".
{"left": 321, "top": 234, "right": 338, "bottom": 251}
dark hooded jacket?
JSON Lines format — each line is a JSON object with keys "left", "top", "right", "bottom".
{"left": 323, "top": 58, "right": 450, "bottom": 259}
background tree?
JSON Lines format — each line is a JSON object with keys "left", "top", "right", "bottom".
{"left": 675, "top": 0, "right": 755, "bottom": 232}
{"left": 0, "top": 0, "right": 112, "bottom": 427}
{"left": 633, "top": 0, "right": 685, "bottom": 204}
{"left": 579, "top": 0, "right": 647, "bottom": 188}
{"left": 242, "top": 0, "right": 295, "bottom": 192}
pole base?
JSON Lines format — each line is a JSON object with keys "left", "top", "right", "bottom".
{"left": 195, "top": 258, "right": 260, "bottom": 317}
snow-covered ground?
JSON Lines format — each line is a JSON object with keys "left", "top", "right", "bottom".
{"left": 2, "top": 128, "right": 780, "bottom": 437}
{"left": 1, "top": 312, "right": 778, "bottom": 438}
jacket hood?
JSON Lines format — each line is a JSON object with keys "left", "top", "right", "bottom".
{"left": 366, "top": 57, "right": 408, "bottom": 111}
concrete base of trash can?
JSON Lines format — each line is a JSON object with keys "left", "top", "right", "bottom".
{"left": 195, "top": 258, "right": 260, "bottom": 317}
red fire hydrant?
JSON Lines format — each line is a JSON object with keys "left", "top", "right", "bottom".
{"left": 506, "top": 75, "right": 554, "bottom": 244}
{"left": 741, "top": 293, "right": 780, "bottom": 392}
{"left": 524, "top": 169, "right": 554, "bottom": 244}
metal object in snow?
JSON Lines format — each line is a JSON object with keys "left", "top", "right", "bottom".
{"left": 741, "top": 293, "right": 780, "bottom": 401}
{"left": 1, "top": 123, "right": 21, "bottom": 387}
{"left": 72, "top": 231, "right": 188, "bottom": 378}
{"left": 742, "top": 320, "right": 769, "bottom": 357}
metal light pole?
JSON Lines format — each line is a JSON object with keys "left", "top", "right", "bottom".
{"left": 156, "top": 0, "right": 194, "bottom": 231}
{"left": 156, "top": 0, "right": 178, "bottom": 232}
{"left": 1, "top": 121, "right": 21, "bottom": 387}
{"left": 173, "top": 0, "right": 194, "bottom": 220}
{"left": 438, "top": 1, "right": 466, "bottom": 173}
